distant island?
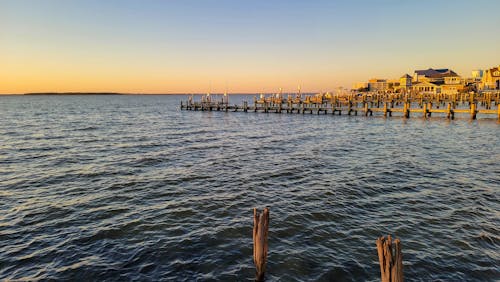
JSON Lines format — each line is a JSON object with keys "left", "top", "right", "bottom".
{"left": 23, "top": 92, "right": 124, "bottom": 95}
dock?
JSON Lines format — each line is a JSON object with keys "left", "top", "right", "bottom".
{"left": 181, "top": 91, "right": 500, "bottom": 120}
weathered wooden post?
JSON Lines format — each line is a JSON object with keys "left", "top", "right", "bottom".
{"left": 403, "top": 102, "right": 409, "bottom": 118}
{"left": 470, "top": 103, "right": 477, "bottom": 120}
{"left": 253, "top": 208, "right": 269, "bottom": 282}
{"left": 376, "top": 235, "right": 403, "bottom": 282}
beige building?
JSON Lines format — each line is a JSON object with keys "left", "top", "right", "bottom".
{"left": 441, "top": 76, "right": 465, "bottom": 94}
{"left": 480, "top": 65, "right": 500, "bottom": 90}
{"left": 355, "top": 68, "right": 472, "bottom": 94}
{"left": 411, "top": 68, "right": 466, "bottom": 94}
{"left": 471, "top": 69, "right": 483, "bottom": 80}
{"left": 397, "top": 74, "right": 412, "bottom": 92}
{"left": 413, "top": 68, "right": 459, "bottom": 84}
{"left": 368, "top": 78, "right": 388, "bottom": 92}
{"left": 352, "top": 82, "right": 369, "bottom": 91}
{"left": 412, "top": 81, "right": 440, "bottom": 94}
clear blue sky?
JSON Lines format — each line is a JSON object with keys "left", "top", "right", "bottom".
{"left": 1, "top": 0, "right": 499, "bottom": 93}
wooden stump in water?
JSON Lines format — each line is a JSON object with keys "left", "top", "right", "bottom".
{"left": 470, "top": 103, "right": 477, "bottom": 120}
{"left": 253, "top": 208, "right": 269, "bottom": 282}
{"left": 376, "top": 235, "right": 403, "bottom": 282}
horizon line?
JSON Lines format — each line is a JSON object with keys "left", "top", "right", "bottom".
{"left": 0, "top": 91, "right": 335, "bottom": 96}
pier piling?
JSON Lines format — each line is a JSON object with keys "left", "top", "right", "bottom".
{"left": 376, "top": 235, "right": 403, "bottom": 282}
{"left": 253, "top": 208, "right": 269, "bottom": 282}
{"left": 471, "top": 103, "right": 477, "bottom": 120}
{"left": 182, "top": 91, "right": 500, "bottom": 120}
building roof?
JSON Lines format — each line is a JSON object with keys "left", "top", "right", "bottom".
{"left": 400, "top": 74, "right": 412, "bottom": 79}
{"left": 414, "top": 68, "right": 459, "bottom": 78}
{"left": 487, "top": 66, "right": 500, "bottom": 77}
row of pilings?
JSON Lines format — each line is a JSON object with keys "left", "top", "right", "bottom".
{"left": 253, "top": 208, "right": 403, "bottom": 282}
{"left": 181, "top": 91, "right": 500, "bottom": 120}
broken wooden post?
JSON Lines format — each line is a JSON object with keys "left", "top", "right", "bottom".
{"left": 376, "top": 235, "right": 403, "bottom": 282}
{"left": 253, "top": 208, "right": 269, "bottom": 282}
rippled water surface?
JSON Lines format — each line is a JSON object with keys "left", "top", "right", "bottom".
{"left": 1, "top": 94, "right": 499, "bottom": 281}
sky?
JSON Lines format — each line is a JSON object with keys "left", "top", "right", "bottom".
{"left": 1, "top": 0, "right": 500, "bottom": 94}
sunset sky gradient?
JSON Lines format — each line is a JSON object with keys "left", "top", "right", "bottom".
{"left": 2, "top": 0, "right": 500, "bottom": 94}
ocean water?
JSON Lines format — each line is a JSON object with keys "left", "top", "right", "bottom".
{"left": 0, "top": 94, "right": 499, "bottom": 281}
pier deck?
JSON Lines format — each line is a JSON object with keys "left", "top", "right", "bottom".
{"left": 181, "top": 92, "right": 500, "bottom": 120}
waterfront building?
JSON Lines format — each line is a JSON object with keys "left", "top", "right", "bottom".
{"left": 412, "top": 68, "right": 466, "bottom": 94}
{"left": 480, "top": 65, "right": 500, "bottom": 90}
{"left": 440, "top": 75, "right": 465, "bottom": 94}
{"left": 467, "top": 69, "right": 484, "bottom": 91}
{"left": 411, "top": 81, "right": 440, "bottom": 94}
{"left": 385, "top": 79, "right": 400, "bottom": 93}
{"left": 471, "top": 69, "right": 483, "bottom": 80}
{"left": 368, "top": 78, "right": 388, "bottom": 92}
{"left": 352, "top": 82, "right": 369, "bottom": 91}
{"left": 355, "top": 67, "right": 474, "bottom": 94}
{"left": 398, "top": 74, "right": 412, "bottom": 92}
{"left": 413, "top": 68, "right": 459, "bottom": 84}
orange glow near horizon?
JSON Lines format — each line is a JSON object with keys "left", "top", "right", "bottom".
{"left": 2, "top": 1, "right": 499, "bottom": 94}
{"left": 0, "top": 51, "right": 369, "bottom": 94}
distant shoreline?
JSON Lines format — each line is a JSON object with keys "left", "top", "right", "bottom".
{"left": 23, "top": 92, "right": 125, "bottom": 95}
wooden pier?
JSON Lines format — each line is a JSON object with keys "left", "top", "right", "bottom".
{"left": 181, "top": 91, "right": 500, "bottom": 120}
